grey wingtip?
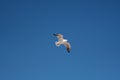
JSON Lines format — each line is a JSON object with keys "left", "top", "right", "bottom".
{"left": 67, "top": 48, "right": 70, "bottom": 53}
{"left": 68, "top": 51, "right": 70, "bottom": 53}
{"left": 53, "top": 33, "right": 57, "bottom": 36}
{"left": 68, "top": 50, "right": 70, "bottom": 53}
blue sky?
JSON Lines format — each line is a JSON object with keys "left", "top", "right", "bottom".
{"left": 0, "top": 0, "right": 120, "bottom": 80}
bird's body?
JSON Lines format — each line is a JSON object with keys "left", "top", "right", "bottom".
{"left": 53, "top": 34, "right": 71, "bottom": 53}
{"left": 55, "top": 39, "right": 67, "bottom": 46}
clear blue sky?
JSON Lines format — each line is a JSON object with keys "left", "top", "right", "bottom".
{"left": 0, "top": 0, "right": 120, "bottom": 80}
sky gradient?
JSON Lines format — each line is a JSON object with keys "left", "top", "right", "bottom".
{"left": 0, "top": 0, "right": 120, "bottom": 80}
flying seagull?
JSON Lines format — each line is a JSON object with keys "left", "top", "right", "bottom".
{"left": 53, "top": 33, "right": 71, "bottom": 53}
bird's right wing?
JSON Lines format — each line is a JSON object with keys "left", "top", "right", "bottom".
{"left": 53, "top": 34, "right": 64, "bottom": 41}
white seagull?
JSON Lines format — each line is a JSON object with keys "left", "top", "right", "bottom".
{"left": 53, "top": 33, "right": 71, "bottom": 53}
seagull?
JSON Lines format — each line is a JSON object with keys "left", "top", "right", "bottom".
{"left": 53, "top": 33, "right": 71, "bottom": 53}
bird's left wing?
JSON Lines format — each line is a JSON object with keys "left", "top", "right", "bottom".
{"left": 64, "top": 41, "right": 71, "bottom": 53}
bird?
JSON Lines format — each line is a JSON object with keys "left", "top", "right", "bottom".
{"left": 53, "top": 33, "right": 71, "bottom": 53}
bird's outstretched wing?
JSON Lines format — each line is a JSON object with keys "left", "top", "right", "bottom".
{"left": 64, "top": 41, "right": 71, "bottom": 53}
{"left": 53, "top": 34, "right": 63, "bottom": 41}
